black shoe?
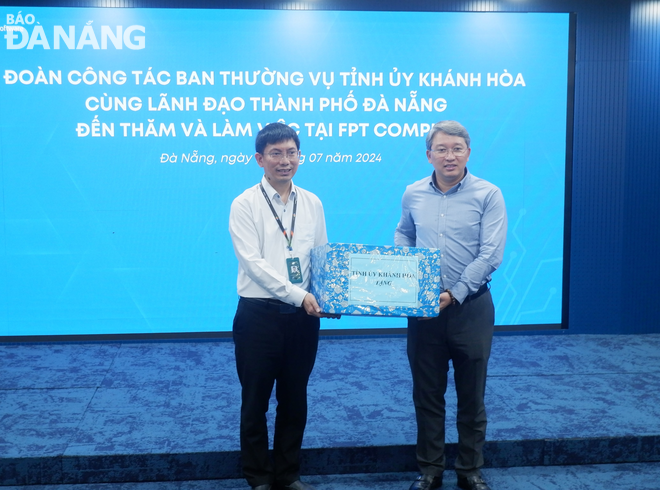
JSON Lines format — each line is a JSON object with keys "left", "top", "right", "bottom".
{"left": 457, "top": 475, "right": 490, "bottom": 490}
{"left": 277, "top": 481, "right": 316, "bottom": 490}
{"left": 252, "top": 485, "right": 271, "bottom": 490}
{"left": 409, "top": 474, "right": 443, "bottom": 490}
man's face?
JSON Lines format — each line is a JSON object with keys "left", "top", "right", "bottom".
{"left": 426, "top": 131, "right": 471, "bottom": 190}
{"left": 256, "top": 139, "right": 300, "bottom": 190}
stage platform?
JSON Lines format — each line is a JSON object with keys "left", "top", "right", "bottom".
{"left": 1, "top": 333, "right": 660, "bottom": 486}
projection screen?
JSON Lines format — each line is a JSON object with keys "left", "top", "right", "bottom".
{"left": 0, "top": 7, "right": 573, "bottom": 337}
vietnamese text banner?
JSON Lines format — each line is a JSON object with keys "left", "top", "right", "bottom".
{"left": 0, "top": 8, "right": 570, "bottom": 336}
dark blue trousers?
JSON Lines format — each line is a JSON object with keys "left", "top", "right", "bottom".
{"left": 233, "top": 297, "right": 320, "bottom": 488}
{"left": 407, "top": 290, "right": 494, "bottom": 478}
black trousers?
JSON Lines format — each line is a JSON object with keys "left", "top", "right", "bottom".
{"left": 407, "top": 289, "right": 494, "bottom": 478}
{"left": 232, "top": 297, "right": 320, "bottom": 488}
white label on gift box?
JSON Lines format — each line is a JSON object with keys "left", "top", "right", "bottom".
{"left": 348, "top": 253, "right": 419, "bottom": 307}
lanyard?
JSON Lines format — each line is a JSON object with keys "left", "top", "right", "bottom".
{"left": 260, "top": 183, "right": 297, "bottom": 251}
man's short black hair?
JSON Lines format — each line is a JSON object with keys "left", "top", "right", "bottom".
{"left": 255, "top": 122, "right": 300, "bottom": 154}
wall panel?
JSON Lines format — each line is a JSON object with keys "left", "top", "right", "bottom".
{"left": 624, "top": 1, "right": 660, "bottom": 333}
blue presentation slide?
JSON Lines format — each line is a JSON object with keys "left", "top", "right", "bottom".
{"left": 0, "top": 8, "right": 570, "bottom": 336}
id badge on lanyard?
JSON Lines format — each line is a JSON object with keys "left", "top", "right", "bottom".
{"left": 286, "top": 257, "right": 303, "bottom": 284}
{"left": 260, "top": 184, "right": 303, "bottom": 284}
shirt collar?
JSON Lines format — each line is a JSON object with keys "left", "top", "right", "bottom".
{"left": 260, "top": 176, "right": 297, "bottom": 201}
{"left": 429, "top": 168, "right": 471, "bottom": 194}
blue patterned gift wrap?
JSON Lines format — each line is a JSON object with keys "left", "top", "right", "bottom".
{"left": 310, "top": 243, "right": 442, "bottom": 317}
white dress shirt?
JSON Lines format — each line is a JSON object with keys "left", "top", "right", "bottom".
{"left": 229, "top": 176, "right": 328, "bottom": 307}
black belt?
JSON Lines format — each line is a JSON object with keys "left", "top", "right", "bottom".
{"left": 240, "top": 296, "right": 300, "bottom": 314}
{"left": 463, "top": 282, "right": 490, "bottom": 303}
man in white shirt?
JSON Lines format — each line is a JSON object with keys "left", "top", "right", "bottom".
{"left": 229, "top": 122, "right": 327, "bottom": 490}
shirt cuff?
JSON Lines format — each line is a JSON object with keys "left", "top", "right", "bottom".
{"left": 450, "top": 282, "right": 469, "bottom": 304}
{"left": 287, "top": 286, "right": 309, "bottom": 308}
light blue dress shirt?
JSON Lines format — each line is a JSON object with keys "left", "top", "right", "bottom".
{"left": 394, "top": 170, "right": 507, "bottom": 304}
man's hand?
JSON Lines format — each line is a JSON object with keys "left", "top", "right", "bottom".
{"left": 302, "top": 293, "right": 341, "bottom": 319}
{"left": 302, "top": 293, "right": 323, "bottom": 318}
{"left": 439, "top": 291, "right": 453, "bottom": 311}
{"left": 418, "top": 291, "right": 452, "bottom": 321}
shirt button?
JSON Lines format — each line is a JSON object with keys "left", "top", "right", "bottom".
{"left": 439, "top": 233, "right": 443, "bottom": 237}
{"left": 440, "top": 214, "right": 444, "bottom": 217}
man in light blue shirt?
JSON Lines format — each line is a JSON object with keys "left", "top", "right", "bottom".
{"left": 395, "top": 121, "right": 507, "bottom": 490}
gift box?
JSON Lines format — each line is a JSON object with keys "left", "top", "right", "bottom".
{"left": 310, "top": 243, "right": 442, "bottom": 317}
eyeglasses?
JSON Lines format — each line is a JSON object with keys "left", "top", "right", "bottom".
{"left": 430, "top": 147, "right": 468, "bottom": 157}
{"left": 266, "top": 150, "right": 300, "bottom": 161}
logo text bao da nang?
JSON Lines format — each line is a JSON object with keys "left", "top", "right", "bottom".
{"left": 3, "top": 12, "right": 145, "bottom": 50}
